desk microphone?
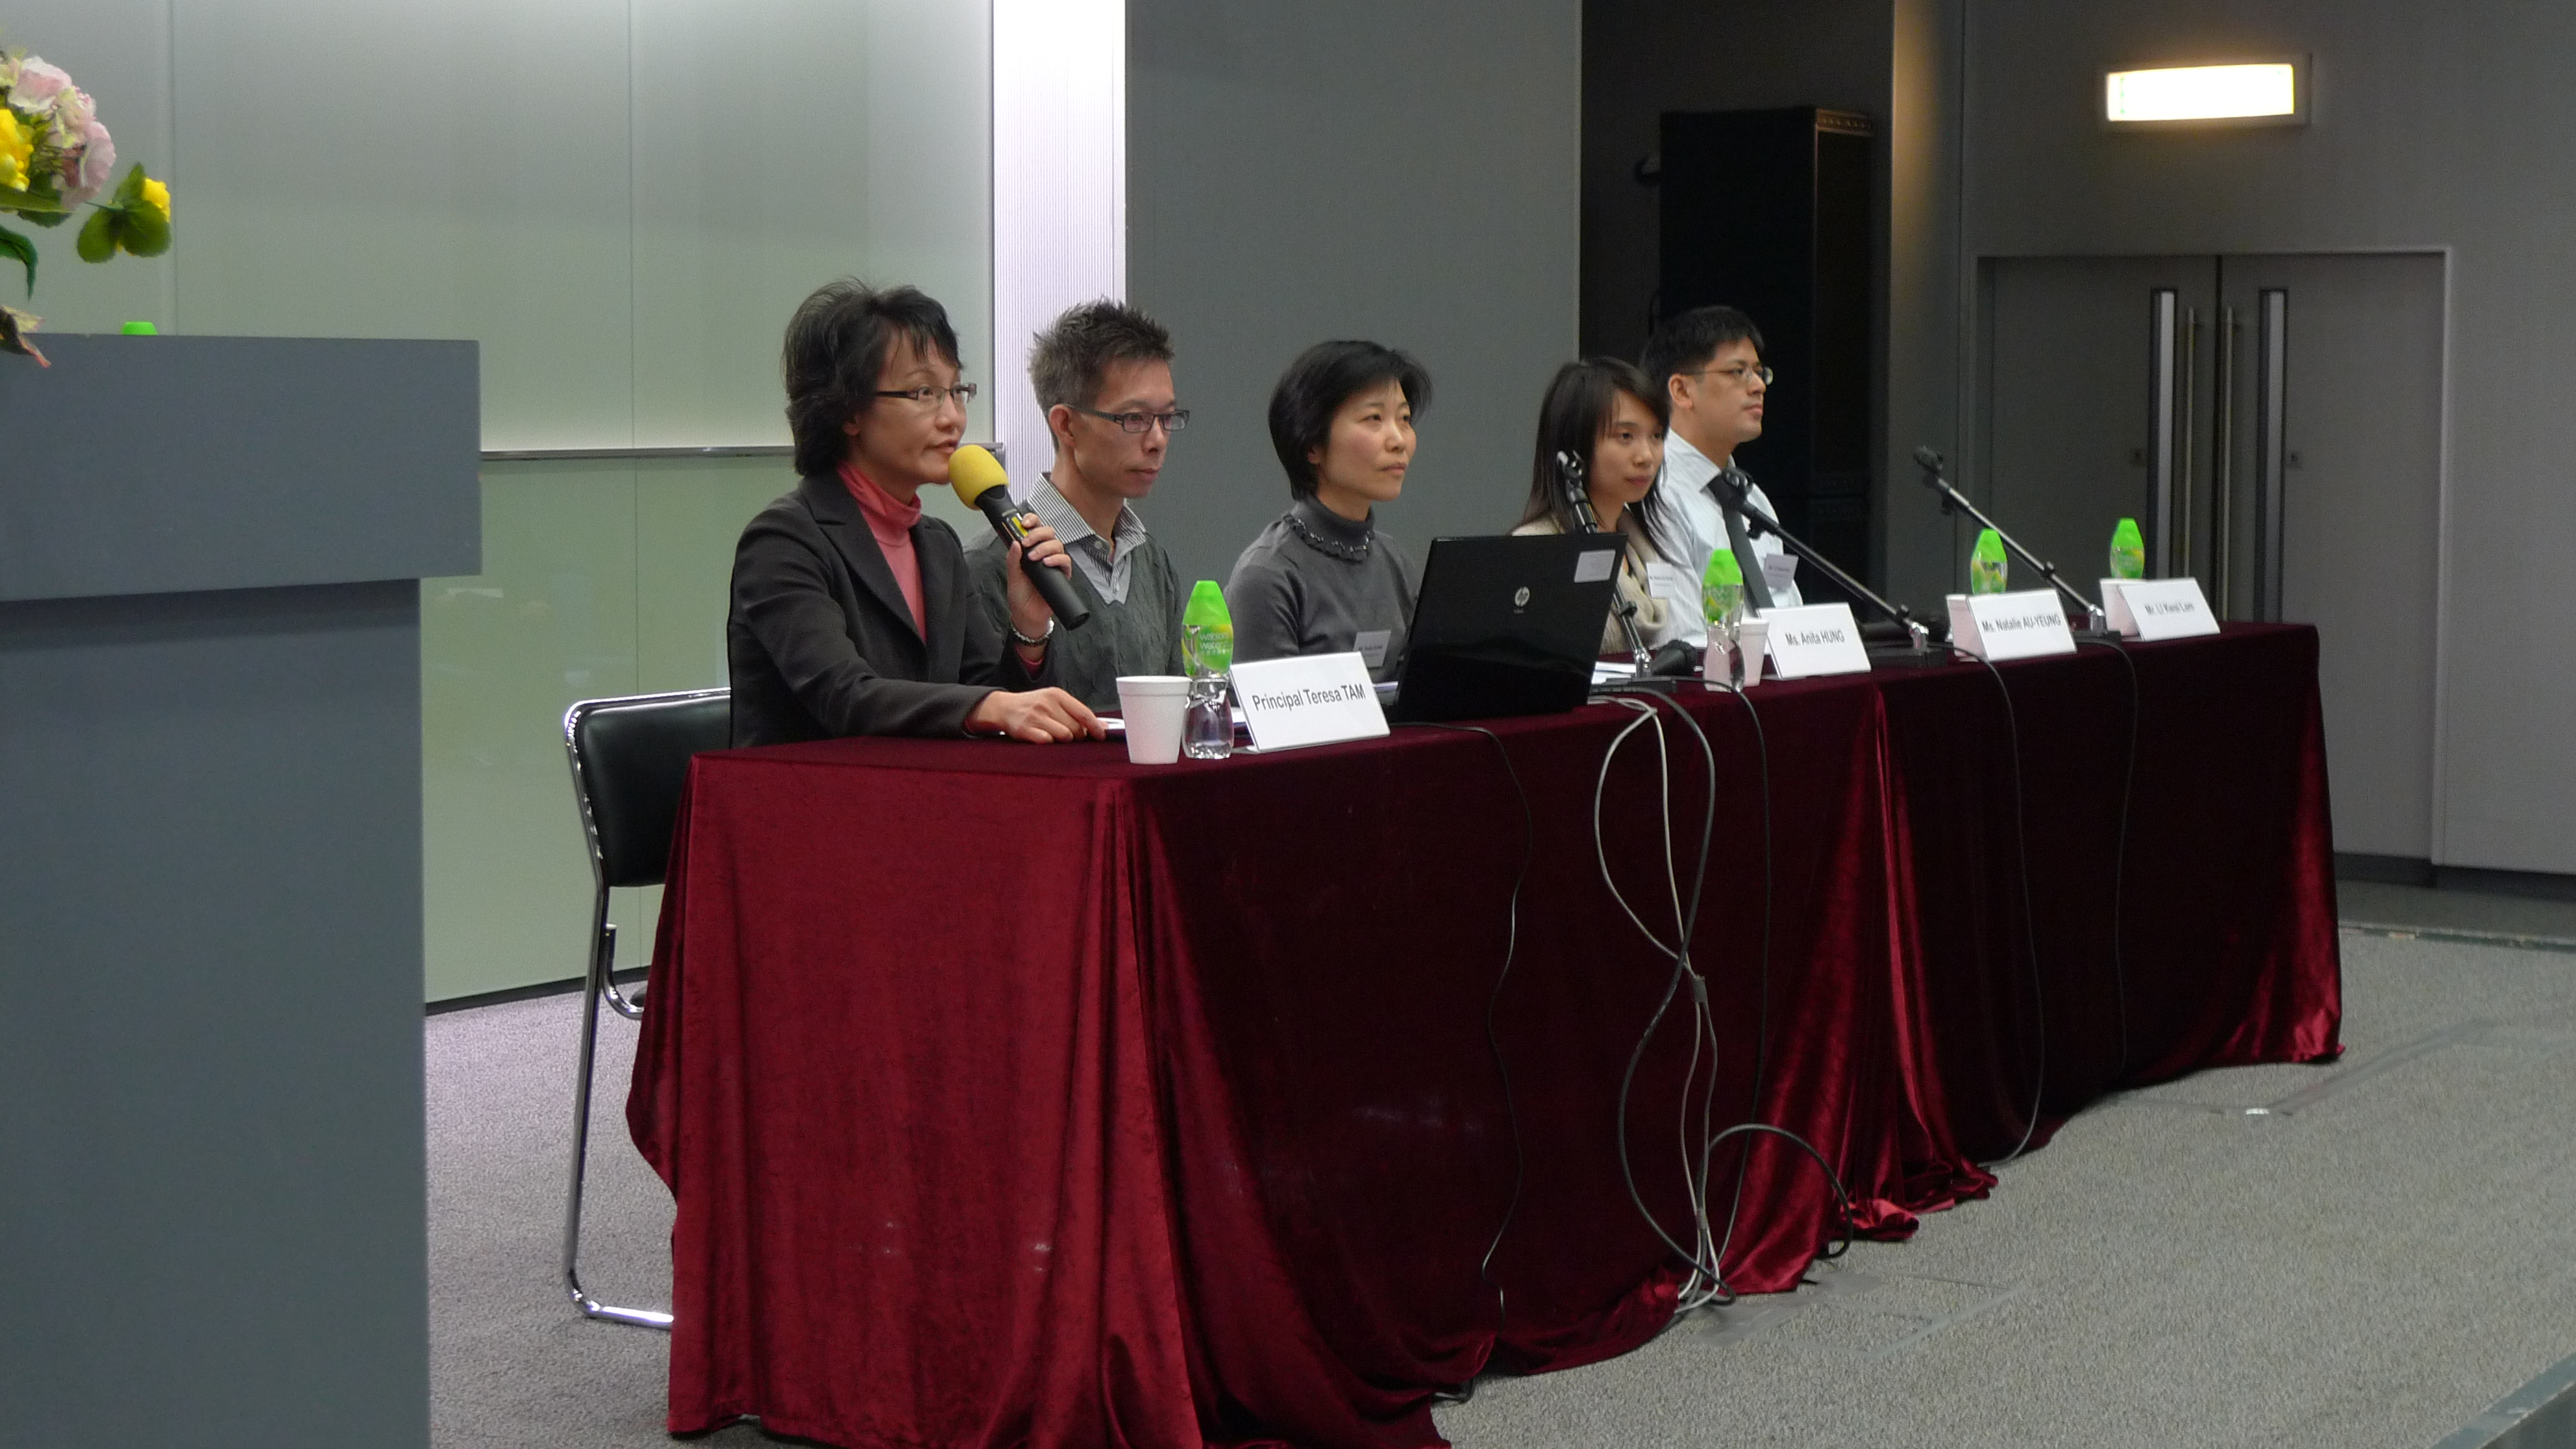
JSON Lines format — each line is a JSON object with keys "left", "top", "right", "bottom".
{"left": 948, "top": 445, "right": 1090, "bottom": 630}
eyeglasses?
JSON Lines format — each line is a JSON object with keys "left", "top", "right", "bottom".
{"left": 1681, "top": 363, "right": 1775, "bottom": 387}
{"left": 1077, "top": 406, "right": 1191, "bottom": 434}
{"left": 876, "top": 383, "right": 979, "bottom": 408}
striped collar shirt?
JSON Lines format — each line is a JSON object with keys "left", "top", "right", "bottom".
{"left": 1030, "top": 475, "right": 1150, "bottom": 605}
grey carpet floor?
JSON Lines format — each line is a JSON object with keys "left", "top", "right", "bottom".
{"left": 428, "top": 930, "right": 2576, "bottom": 1448}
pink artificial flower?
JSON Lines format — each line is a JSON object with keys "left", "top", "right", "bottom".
{"left": 65, "top": 118, "right": 115, "bottom": 205}
{"left": 9, "top": 58, "right": 71, "bottom": 112}
{"left": 55, "top": 82, "right": 95, "bottom": 132}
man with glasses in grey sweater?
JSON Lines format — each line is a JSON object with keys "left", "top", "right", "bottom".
{"left": 968, "top": 300, "right": 1191, "bottom": 712}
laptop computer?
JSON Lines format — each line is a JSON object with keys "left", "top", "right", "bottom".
{"left": 1386, "top": 532, "right": 1627, "bottom": 723}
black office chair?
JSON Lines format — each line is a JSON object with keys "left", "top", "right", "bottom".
{"left": 559, "top": 687, "right": 730, "bottom": 1329}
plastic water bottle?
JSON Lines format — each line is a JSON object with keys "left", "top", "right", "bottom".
{"left": 1701, "top": 549, "right": 1745, "bottom": 683}
{"left": 2109, "top": 517, "right": 2146, "bottom": 580}
{"left": 1181, "top": 580, "right": 1233, "bottom": 760}
{"left": 1969, "top": 528, "right": 2009, "bottom": 595}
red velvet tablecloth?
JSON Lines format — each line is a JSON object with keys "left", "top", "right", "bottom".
{"left": 628, "top": 623, "right": 2342, "bottom": 1449}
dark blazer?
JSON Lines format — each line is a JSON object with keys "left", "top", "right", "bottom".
{"left": 727, "top": 473, "right": 1047, "bottom": 745}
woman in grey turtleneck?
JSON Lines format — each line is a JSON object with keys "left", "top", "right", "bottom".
{"left": 1225, "top": 340, "right": 1431, "bottom": 684}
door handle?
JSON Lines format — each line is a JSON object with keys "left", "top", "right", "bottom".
{"left": 2254, "top": 290, "right": 2289, "bottom": 621}
{"left": 2177, "top": 306, "right": 2199, "bottom": 578}
{"left": 2213, "top": 304, "right": 2238, "bottom": 615}
{"left": 2147, "top": 288, "right": 2181, "bottom": 578}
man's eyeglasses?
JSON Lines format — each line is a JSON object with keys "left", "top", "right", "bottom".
{"left": 1681, "top": 363, "right": 1776, "bottom": 388}
{"left": 876, "top": 383, "right": 980, "bottom": 408}
{"left": 1077, "top": 406, "right": 1191, "bottom": 434}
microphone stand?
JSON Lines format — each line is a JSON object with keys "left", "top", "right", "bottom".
{"left": 1704, "top": 469, "right": 1947, "bottom": 667}
{"left": 1558, "top": 450, "right": 1681, "bottom": 691}
{"left": 1912, "top": 447, "right": 2113, "bottom": 637}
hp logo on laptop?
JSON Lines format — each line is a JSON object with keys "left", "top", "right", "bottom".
{"left": 1513, "top": 586, "right": 1531, "bottom": 608}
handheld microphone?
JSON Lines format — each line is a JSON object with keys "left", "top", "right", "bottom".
{"left": 948, "top": 445, "right": 1090, "bottom": 630}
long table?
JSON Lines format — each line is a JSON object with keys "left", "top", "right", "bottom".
{"left": 628, "top": 623, "right": 2342, "bottom": 1449}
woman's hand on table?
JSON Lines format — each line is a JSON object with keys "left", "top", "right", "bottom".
{"left": 967, "top": 687, "right": 1104, "bottom": 744}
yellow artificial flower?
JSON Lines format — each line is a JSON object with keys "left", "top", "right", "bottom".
{"left": 140, "top": 176, "right": 170, "bottom": 219}
{"left": 0, "top": 110, "right": 31, "bottom": 192}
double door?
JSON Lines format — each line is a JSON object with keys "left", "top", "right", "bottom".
{"left": 1979, "top": 253, "right": 2446, "bottom": 860}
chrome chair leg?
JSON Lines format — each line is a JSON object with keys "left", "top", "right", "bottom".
{"left": 563, "top": 904, "right": 674, "bottom": 1330}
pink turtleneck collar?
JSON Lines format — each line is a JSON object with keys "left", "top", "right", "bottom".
{"left": 837, "top": 462, "right": 926, "bottom": 635}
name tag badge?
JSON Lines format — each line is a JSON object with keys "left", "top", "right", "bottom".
{"left": 1642, "top": 561, "right": 1694, "bottom": 610}
{"left": 2101, "top": 577, "right": 2221, "bottom": 640}
{"left": 1230, "top": 652, "right": 1391, "bottom": 752}
{"left": 1755, "top": 602, "right": 1872, "bottom": 678}
{"left": 1761, "top": 550, "right": 1799, "bottom": 596}
{"left": 1948, "top": 589, "right": 2077, "bottom": 661}
{"left": 1353, "top": 629, "right": 1393, "bottom": 670}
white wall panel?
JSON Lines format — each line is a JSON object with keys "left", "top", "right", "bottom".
{"left": 168, "top": 0, "right": 635, "bottom": 449}
{"left": 630, "top": 1, "right": 993, "bottom": 453}
{"left": 992, "top": 0, "right": 1124, "bottom": 491}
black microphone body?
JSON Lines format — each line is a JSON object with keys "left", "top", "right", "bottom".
{"left": 967, "top": 488, "right": 1093, "bottom": 630}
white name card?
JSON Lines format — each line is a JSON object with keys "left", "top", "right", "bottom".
{"left": 1946, "top": 589, "right": 2076, "bottom": 661}
{"left": 1756, "top": 602, "right": 1872, "bottom": 679}
{"left": 2101, "top": 577, "right": 2221, "bottom": 640}
{"left": 1229, "top": 652, "right": 1390, "bottom": 752}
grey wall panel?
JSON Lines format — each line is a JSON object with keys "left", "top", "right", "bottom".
{"left": 1926, "top": 0, "right": 2576, "bottom": 871}
{"left": 0, "top": 582, "right": 429, "bottom": 1449}
{"left": 1884, "top": 0, "right": 1967, "bottom": 611}
{"left": 0, "top": 336, "right": 479, "bottom": 602}
{"left": 1126, "top": 0, "right": 1581, "bottom": 590}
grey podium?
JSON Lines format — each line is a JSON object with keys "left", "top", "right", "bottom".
{"left": 0, "top": 335, "right": 478, "bottom": 1448}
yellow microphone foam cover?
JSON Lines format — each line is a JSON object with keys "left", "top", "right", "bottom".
{"left": 948, "top": 444, "right": 1009, "bottom": 507}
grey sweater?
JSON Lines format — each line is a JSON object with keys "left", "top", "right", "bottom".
{"left": 965, "top": 526, "right": 1185, "bottom": 713}
{"left": 1226, "top": 497, "right": 1417, "bottom": 683}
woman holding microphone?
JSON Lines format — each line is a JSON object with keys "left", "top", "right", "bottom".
{"left": 726, "top": 279, "right": 1104, "bottom": 745}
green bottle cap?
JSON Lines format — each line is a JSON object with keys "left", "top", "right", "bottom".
{"left": 120, "top": 321, "right": 158, "bottom": 335}
{"left": 1183, "top": 579, "right": 1231, "bottom": 630}
{"left": 1702, "top": 547, "right": 1742, "bottom": 587}
{"left": 2111, "top": 517, "right": 2142, "bottom": 549}
{"left": 1974, "top": 528, "right": 2005, "bottom": 560}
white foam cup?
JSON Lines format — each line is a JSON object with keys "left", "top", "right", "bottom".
{"left": 1735, "top": 619, "right": 1770, "bottom": 687}
{"left": 1114, "top": 676, "right": 1191, "bottom": 763}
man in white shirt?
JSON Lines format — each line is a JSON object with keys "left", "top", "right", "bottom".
{"left": 1642, "top": 306, "right": 1802, "bottom": 644}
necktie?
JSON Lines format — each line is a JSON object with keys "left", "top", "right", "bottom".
{"left": 1718, "top": 468, "right": 1774, "bottom": 612}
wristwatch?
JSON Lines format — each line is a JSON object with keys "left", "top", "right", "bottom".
{"left": 1009, "top": 617, "right": 1056, "bottom": 649}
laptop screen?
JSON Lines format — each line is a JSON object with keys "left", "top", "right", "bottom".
{"left": 1391, "top": 533, "right": 1625, "bottom": 723}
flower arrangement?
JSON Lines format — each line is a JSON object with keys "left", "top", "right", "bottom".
{"left": 1, "top": 40, "right": 172, "bottom": 365}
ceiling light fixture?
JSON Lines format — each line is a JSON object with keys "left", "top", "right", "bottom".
{"left": 2103, "top": 58, "right": 2308, "bottom": 129}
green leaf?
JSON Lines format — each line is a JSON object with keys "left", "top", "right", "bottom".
{"left": 0, "top": 223, "right": 31, "bottom": 296}
{"left": 76, "top": 206, "right": 115, "bottom": 264}
{"left": 114, "top": 161, "right": 149, "bottom": 206}
{"left": 120, "top": 204, "right": 169, "bottom": 258}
